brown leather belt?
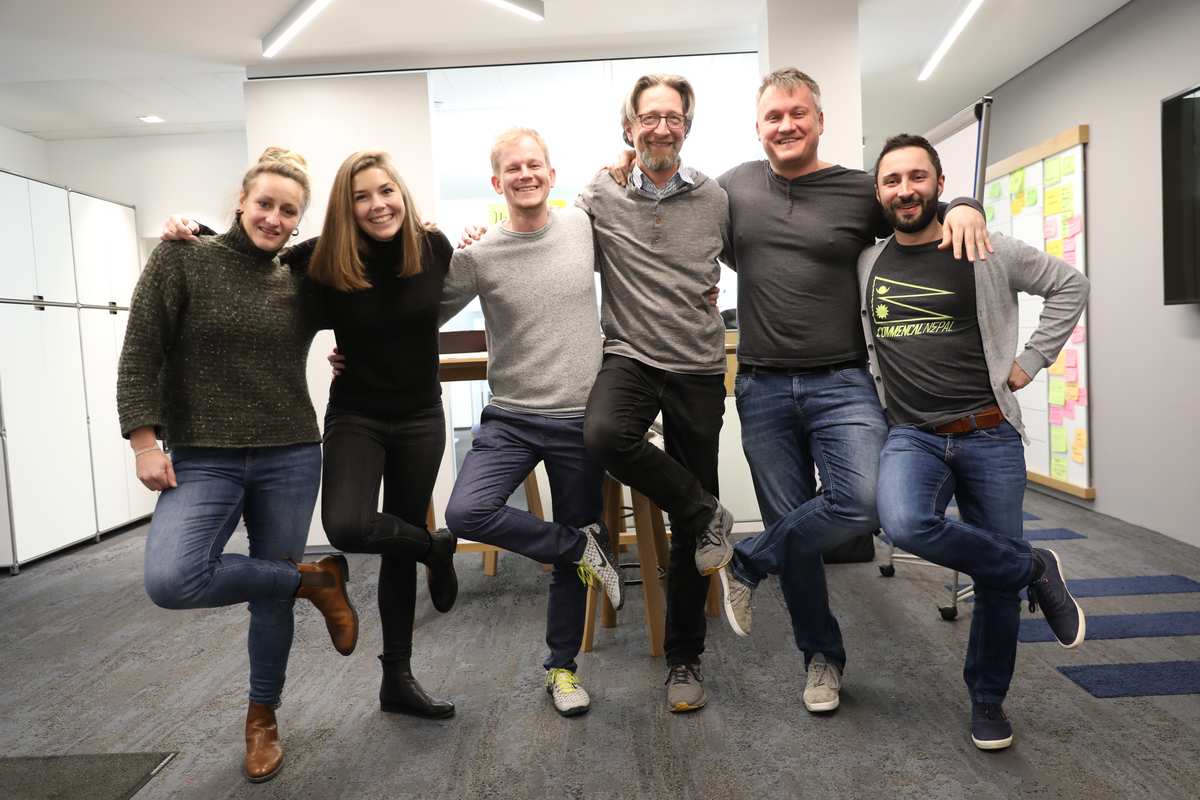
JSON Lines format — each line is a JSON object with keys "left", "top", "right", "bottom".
{"left": 931, "top": 405, "right": 1005, "bottom": 435}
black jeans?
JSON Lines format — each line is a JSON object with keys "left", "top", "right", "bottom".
{"left": 321, "top": 404, "right": 445, "bottom": 660}
{"left": 582, "top": 354, "right": 726, "bottom": 665}
{"left": 445, "top": 405, "right": 602, "bottom": 671}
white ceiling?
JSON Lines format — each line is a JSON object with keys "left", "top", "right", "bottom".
{"left": 0, "top": 0, "right": 1129, "bottom": 147}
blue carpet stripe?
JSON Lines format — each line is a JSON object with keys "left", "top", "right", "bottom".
{"left": 950, "top": 575, "right": 1200, "bottom": 601}
{"left": 945, "top": 507, "right": 1038, "bottom": 521}
{"left": 1059, "top": 661, "right": 1200, "bottom": 698}
{"left": 1020, "top": 611, "right": 1200, "bottom": 643}
{"left": 1024, "top": 528, "right": 1086, "bottom": 541}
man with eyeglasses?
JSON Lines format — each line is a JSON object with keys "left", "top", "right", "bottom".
{"left": 578, "top": 73, "right": 732, "bottom": 713}
{"left": 715, "top": 68, "right": 990, "bottom": 715}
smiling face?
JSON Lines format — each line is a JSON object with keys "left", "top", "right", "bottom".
{"left": 491, "top": 134, "right": 555, "bottom": 214}
{"left": 626, "top": 83, "right": 687, "bottom": 173}
{"left": 237, "top": 173, "right": 304, "bottom": 251}
{"left": 351, "top": 166, "right": 406, "bottom": 242}
{"left": 875, "top": 145, "right": 945, "bottom": 234}
{"left": 755, "top": 84, "right": 823, "bottom": 174}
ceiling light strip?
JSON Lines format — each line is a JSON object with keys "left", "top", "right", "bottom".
{"left": 262, "top": 0, "right": 337, "bottom": 59}
{"left": 918, "top": 0, "right": 985, "bottom": 82}
{"left": 479, "top": 0, "right": 545, "bottom": 23}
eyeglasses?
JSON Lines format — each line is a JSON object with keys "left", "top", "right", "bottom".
{"left": 636, "top": 113, "right": 686, "bottom": 130}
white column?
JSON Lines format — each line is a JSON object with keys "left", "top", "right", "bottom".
{"left": 758, "top": 0, "right": 864, "bottom": 169}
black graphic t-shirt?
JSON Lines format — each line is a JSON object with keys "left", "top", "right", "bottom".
{"left": 867, "top": 239, "right": 996, "bottom": 427}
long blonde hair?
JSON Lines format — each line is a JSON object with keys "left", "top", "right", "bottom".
{"left": 308, "top": 150, "right": 424, "bottom": 291}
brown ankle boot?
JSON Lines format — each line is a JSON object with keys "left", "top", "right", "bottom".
{"left": 295, "top": 554, "right": 358, "bottom": 656}
{"left": 244, "top": 701, "right": 283, "bottom": 783}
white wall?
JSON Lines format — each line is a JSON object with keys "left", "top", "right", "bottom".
{"left": 0, "top": 123, "right": 50, "bottom": 182}
{"left": 988, "top": 0, "right": 1200, "bottom": 547}
{"left": 46, "top": 130, "right": 247, "bottom": 239}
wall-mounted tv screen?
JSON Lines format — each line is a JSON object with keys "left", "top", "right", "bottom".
{"left": 1163, "top": 84, "right": 1200, "bottom": 304}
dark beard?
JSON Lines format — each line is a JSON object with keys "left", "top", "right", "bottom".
{"left": 882, "top": 193, "right": 938, "bottom": 233}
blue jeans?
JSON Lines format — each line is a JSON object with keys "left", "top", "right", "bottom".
{"left": 143, "top": 444, "right": 321, "bottom": 705}
{"left": 877, "top": 422, "right": 1034, "bottom": 704}
{"left": 730, "top": 366, "right": 887, "bottom": 670}
{"left": 446, "top": 405, "right": 603, "bottom": 672}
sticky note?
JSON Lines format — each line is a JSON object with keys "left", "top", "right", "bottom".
{"left": 1046, "top": 239, "right": 1064, "bottom": 258}
{"left": 1066, "top": 216, "right": 1082, "bottom": 237}
{"left": 1071, "top": 326, "right": 1086, "bottom": 344}
{"left": 1011, "top": 195, "right": 1025, "bottom": 215}
{"left": 1066, "top": 384, "right": 1080, "bottom": 402}
{"left": 1064, "top": 350, "right": 1078, "bottom": 368}
{"left": 1051, "top": 455, "right": 1069, "bottom": 480}
{"left": 1048, "top": 355, "right": 1066, "bottom": 376}
{"left": 1063, "top": 236, "right": 1077, "bottom": 254}
{"left": 1051, "top": 426, "right": 1068, "bottom": 452}
{"left": 1049, "top": 407, "right": 1064, "bottom": 426}
{"left": 1064, "top": 250, "right": 1078, "bottom": 267}
{"left": 1045, "top": 187, "right": 1064, "bottom": 215}
{"left": 1026, "top": 188, "right": 1038, "bottom": 207}
{"left": 1061, "top": 186, "right": 1075, "bottom": 214}
{"left": 1077, "top": 387, "right": 1088, "bottom": 406}
{"left": 1063, "top": 399, "right": 1076, "bottom": 419}
{"left": 988, "top": 181, "right": 1003, "bottom": 199}
{"left": 1061, "top": 155, "right": 1075, "bottom": 176}
{"left": 1071, "top": 429, "right": 1088, "bottom": 464}
{"left": 1048, "top": 378, "right": 1066, "bottom": 406}
{"left": 1064, "top": 366, "right": 1078, "bottom": 383}
{"left": 1044, "top": 217, "right": 1059, "bottom": 239}
{"left": 1044, "top": 157, "right": 1061, "bottom": 184}
{"left": 1009, "top": 169, "right": 1025, "bottom": 194}
{"left": 986, "top": 206, "right": 996, "bottom": 222}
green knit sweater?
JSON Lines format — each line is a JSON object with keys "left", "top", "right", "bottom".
{"left": 117, "top": 222, "right": 320, "bottom": 448}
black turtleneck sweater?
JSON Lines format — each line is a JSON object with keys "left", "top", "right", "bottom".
{"left": 287, "top": 229, "right": 454, "bottom": 420}
{"left": 118, "top": 222, "right": 320, "bottom": 447}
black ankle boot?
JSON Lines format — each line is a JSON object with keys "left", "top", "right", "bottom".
{"left": 424, "top": 528, "right": 458, "bottom": 613}
{"left": 379, "top": 656, "right": 455, "bottom": 718}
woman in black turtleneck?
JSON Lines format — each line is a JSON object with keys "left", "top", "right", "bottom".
{"left": 167, "top": 150, "right": 458, "bottom": 718}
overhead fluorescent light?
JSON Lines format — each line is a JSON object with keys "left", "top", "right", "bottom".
{"left": 918, "top": 0, "right": 985, "bottom": 82}
{"left": 480, "top": 0, "right": 545, "bottom": 22}
{"left": 138, "top": 115, "right": 165, "bottom": 124}
{"left": 262, "top": 0, "right": 336, "bottom": 59}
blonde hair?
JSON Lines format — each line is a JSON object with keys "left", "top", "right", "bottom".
{"left": 308, "top": 150, "right": 425, "bottom": 291}
{"left": 490, "top": 127, "right": 551, "bottom": 175}
{"left": 621, "top": 74, "right": 696, "bottom": 145}
{"left": 241, "top": 146, "right": 311, "bottom": 208}
{"left": 757, "top": 67, "right": 822, "bottom": 112}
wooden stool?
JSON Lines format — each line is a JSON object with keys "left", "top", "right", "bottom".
{"left": 581, "top": 476, "right": 721, "bottom": 657}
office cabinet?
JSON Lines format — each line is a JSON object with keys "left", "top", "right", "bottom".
{"left": 70, "top": 192, "right": 140, "bottom": 307}
{"left": 28, "top": 181, "right": 77, "bottom": 303}
{"left": 0, "top": 305, "right": 98, "bottom": 565}
{"left": 0, "top": 171, "right": 36, "bottom": 302}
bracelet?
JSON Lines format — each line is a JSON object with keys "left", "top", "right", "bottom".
{"left": 134, "top": 446, "right": 162, "bottom": 458}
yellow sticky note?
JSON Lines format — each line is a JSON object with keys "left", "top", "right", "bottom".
{"left": 1045, "top": 187, "right": 1064, "bottom": 215}
{"left": 1046, "top": 239, "right": 1064, "bottom": 258}
{"left": 1070, "top": 429, "right": 1088, "bottom": 465}
{"left": 1048, "top": 377, "right": 1066, "bottom": 405}
{"left": 1051, "top": 426, "right": 1068, "bottom": 452}
{"left": 1074, "top": 429, "right": 1088, "bottom": 449}
{"left": 1060, "top": 186, "right": 1075, "bottom": 215}
{"left": 1061, "top": 155, "right": 1075, "bottom": 176}
{"left": 1009, "top": 169, "right": 1025, "bottom": 195}
{"left": 1051, "top": 455, "right": 1069, "bottom": 480}
{"left": 1044, "top": 157, "right": 1061, "bottom": 184}
{"left": 1011, "top": 195, "right": 1025, "bottom": 215}
{"left": 1066, "top": 384, "right": 1080, "bottom": 402}
{"left": 1048, "top": 351, "right": 1066, "bottom": 376}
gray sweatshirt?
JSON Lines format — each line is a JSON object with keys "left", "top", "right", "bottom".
{"left": 577, "top": 169, "right": 728, "bottom": 375}
{"left": 856, "top": 232, "right": 1089, "bottom": 439}
{"left": 439, "top": 207, "right": 603, "bottom": 416}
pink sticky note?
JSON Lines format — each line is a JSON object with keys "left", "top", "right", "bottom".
{"left": 1063, "top": 399, "right": 1076, "bottom": 419}
{"left": 1063, "top": 236, "right": 1077, "bottom": 254}
{"left": 1064, "top": 366, "right": 1079, "bottom": 382}
{"left": 1077, "top": 387, "right": 1088, "bottom": 406}
{"left": 1043, "top": 218, "right": 1058, "bottom": 239}
{"left": 1064, "top": 350, "right": 1078, "bottom": 368}
{"left": 1049, "top": 407, "right": 1064, "bottom": 426}
{"left": 1071, "top": 326, "right": 1086, "bottom": 344}
{"left": 1064, "top": 250, "right": 1078, "bottom": 267}
{"left": 1067, "top": 216, "right": 1082, "bottom": 237}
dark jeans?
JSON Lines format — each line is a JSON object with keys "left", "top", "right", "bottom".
{"left": 730, "top": 366, "right": 888, "bottom": 671}
{"left": 877, "top": 421, "right": 1033, "bottom": 704}
{"left": 143, "top": 443, "right": 320, "bottom": 705}
{"left": 445, "top": 405, "right": 602, "bottom": 672}
{"left": 583, "top": 354, "right": 726, "bottom": 666}
{"left": 321, "top": 404, "right": 445, "bottom": 661}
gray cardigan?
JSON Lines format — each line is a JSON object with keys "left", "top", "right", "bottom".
{"left": 856, "top": 232, "right": 1090, "bottom": 439}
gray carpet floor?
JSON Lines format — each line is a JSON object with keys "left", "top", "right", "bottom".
{"left": 2, "top": 490, "right": 1199, "bottom": 799}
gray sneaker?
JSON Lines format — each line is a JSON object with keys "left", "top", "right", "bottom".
{"left": 577, "top": 522, "right": 624, "bottom": 611}
{"left": 803, "top": 654, "right": 842, "bottom": 713}
{"left": 694, "top": 505, "right": 734, "bottom": 576}
{"left": 665, "top": 663, "right": 707, "bottom": 713}
{"left": 545, "top": 668, "right": 591, "bottom": 717}
{"left": 719, "top": 565, "right": 753, "bottom": 637}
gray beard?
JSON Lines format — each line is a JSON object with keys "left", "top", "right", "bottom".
{"left": 638, "top": 145, "right": 680, "bottom": 173}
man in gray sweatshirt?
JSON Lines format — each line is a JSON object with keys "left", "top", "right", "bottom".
{"left": 860, "top": 134, "right": 1088, "bottom": 751}
{"left": 578, "top": 73, "right": 733, "bottom": 713}
{"left": 439, "top": 128, "right": 625, "bottom": 719}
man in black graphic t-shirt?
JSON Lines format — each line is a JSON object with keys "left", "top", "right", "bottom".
{"left": 860, "top": 134, "right": 1089, "bottom": 752}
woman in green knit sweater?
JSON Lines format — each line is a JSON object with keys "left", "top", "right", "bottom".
{"left": 118, "top": 148, "right": 360, "bottom": 784}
